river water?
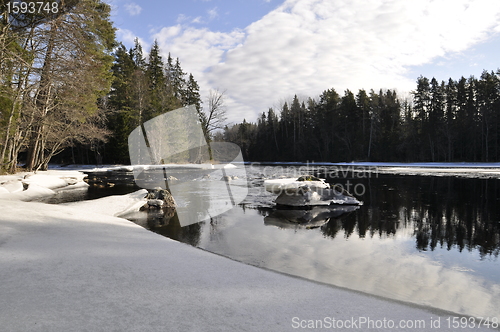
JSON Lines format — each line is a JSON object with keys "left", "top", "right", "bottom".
{"left": 60, "top": 164, "right": 500, "bottom": 318}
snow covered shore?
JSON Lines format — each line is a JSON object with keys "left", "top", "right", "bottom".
{"left": 0, "top": 170, "right": 88, "bottom": 201}
{"left": 0, "top": 171, "right": 497, "bottom": 331}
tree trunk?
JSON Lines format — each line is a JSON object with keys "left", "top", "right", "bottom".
{"left": 25, "top": 21, "right": 57, "bottom": 171}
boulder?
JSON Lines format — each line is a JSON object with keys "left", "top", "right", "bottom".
{"left": 145, "top": 188, "right": 176, "bottom": 208}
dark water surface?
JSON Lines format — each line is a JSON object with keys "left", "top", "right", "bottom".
{"left": 55, "top": 165, "right": 500, "bottom": 317}
{"left": 136, "top": 165, "right": 500, "bottom": 318}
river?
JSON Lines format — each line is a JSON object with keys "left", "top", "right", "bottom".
{"left": 50, "top": 164, "right": 500, "bottom": 318}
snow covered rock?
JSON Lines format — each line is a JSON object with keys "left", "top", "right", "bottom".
{"left": 264, "top": 176, "right": 362, "bottom": 206}
{"left": 145, "top": 199, "right": 164, "bottom": 209}
{"left": 0, "top": 179, "right": 24, "bottom": 193}
{"left": 264, "top": 175, "right": 329, "bottom": 194}
{"left": 144, "top": 188, "right": 176, "bottom": 208}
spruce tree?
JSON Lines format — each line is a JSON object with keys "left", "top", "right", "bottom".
{"left": 106, "top": 43, "right": 136, "bottom": 163}
{"left": 130, "top": 37, "right": 146, "bottom": 70}
{"left": 145, "top": 40, "right": 165, "bottom": 119}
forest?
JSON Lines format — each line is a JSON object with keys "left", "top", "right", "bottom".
{"left": 2, "top": 0, "right": 500, "bottom": 174}
{"left": 220, "top": 71, "right": 500, "bottom": 163}
{"left": 0, "top": 0, "right": 214, "bottom": 172}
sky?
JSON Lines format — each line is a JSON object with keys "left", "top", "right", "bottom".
{"left": 105, "top": 0, "right": 500, "bottom": 124}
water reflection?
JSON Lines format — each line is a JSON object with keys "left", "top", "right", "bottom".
{"left": 264, "top": 206, "right": 359, "bottom": 230}
{"left": 148, "top": 170, "right": 500, "bottom": 317}
{"left": 320, "top": 175, "right": 500, "bottom": 258}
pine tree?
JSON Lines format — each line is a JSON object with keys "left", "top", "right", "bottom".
{"left": 22, "top": 0, "right": 116, "bottom": 171}
{"left": 355, "top": 89, "right": 371, "bottom": 159}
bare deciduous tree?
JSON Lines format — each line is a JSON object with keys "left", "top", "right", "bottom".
{"left": 204, "top": 88, "right": 227, "bottom": 138}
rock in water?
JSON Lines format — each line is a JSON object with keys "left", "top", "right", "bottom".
{"left": 145, "top": 188, "right": 176, "bottom": 208}
{"left": 146, "top": 199, "right": 164, "bottom": 208}
{"left": 274, "top": 185, "right": 362, "bottom": 206}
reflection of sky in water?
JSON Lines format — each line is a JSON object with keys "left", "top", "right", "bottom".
{"left": 196, "top": 208, "right": 500, "bottom": 318}
{"left": 139, "top": 166, "right": 500, "bottom": 318}
{"left": 424, "top": 245, "right": 500, "bottom": 283}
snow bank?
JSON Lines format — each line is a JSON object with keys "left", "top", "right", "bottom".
{"left": 0, "top": 198, "right": 496, "bottom": 331}
{"left": 63, "top": 189, "right": 148, "bottom": 217}
{"left": 0, "top": 170, "right": 88, "bottom": 201}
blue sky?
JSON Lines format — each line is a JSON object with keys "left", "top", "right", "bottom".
{"left": 106, "top": 0, "right": 500, "bottom": 123}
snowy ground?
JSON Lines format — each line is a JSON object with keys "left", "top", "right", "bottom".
{"left": 0, "top": 170, "right": 88, "bottom": 201}
{"left": 0, "top": 170, "right": 498, "bottom": 331}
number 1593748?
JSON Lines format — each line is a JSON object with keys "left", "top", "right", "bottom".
{"left": 6, "top": 1, "right": 59, "bottom": 14}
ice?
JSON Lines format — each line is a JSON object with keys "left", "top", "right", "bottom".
{"left": 264, "top": 178, "right": 328, "bottom": 194}
{"left": 23, "top": 174, "right": 69, "bottom": 189}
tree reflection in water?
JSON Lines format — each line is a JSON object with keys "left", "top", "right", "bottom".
{"left": 140, "top": 173, "right": 499, "bottom": 259}
{"left": 319, "top": 175, "right": 500, "bottom": 258}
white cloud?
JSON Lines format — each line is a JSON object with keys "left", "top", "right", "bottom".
{"left": 124, "top": 2, "right": 142, "bottom": 16}
{"left": 152, "top": 26, "right": 245, "bottom": 102}
{"left": 176, "top": 14, "right": 188, "bottom": 24}
{"left": 150, "top": 0, "right": 500, "bottom": 123}
{"left": 207, "top": 7, "right": 218, "bottom": 20}
{"left": 191, "top": 16, "right": 203, "bottom": 24}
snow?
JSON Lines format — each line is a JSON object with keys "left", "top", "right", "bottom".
{"left": 376, "top": 166, "right": 500, "bottom": 177}
{"left": 0, "top": 170, "right": 88, "bottom": 201}
{"left": 0, "top": 170, "right": 496, "bottom": 331}
{"left": 63, "top": 189, "right": 148, "bottom": 217}
{"left": 264, "top": 178, "right": 329, "bottom": 194}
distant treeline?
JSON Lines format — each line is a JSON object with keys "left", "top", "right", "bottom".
{"left": 218, "top": 70, "right": 500, "bottom": 162}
